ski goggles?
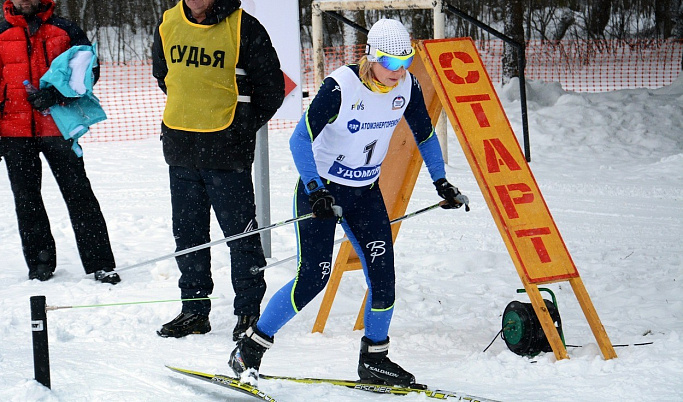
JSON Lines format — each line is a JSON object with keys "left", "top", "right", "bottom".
{"left": 374, "top": 48, "right": 416, "bottom": 71}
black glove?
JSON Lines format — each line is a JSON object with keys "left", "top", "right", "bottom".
{"left": 27, "top": 87, "right": 60, "bottom": 112}
{"left": 434, "top": 178, "right": 470, "bottom": 211}
{"left": 309, "top": 188, "right": 342, "bottom": 219}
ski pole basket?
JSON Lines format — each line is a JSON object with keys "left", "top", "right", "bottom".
{"left": 502, "top": 288, "right": 564, "bottom": 357}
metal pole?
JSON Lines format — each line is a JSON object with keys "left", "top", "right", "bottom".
{"left": 254, "top": 125, "right": 272, "bottom": 258}
{"left": 322, "top": 11, "right": 368, "bottom": 35}
{"left": 444, "top": 4, "right": 531, "bottom": 162}
{"left": 252, "top": 201, "right": 447, "bottom": 274}
{"left": 117, "top": 213, "right": 313, "bottom": 272}
{"left": 30, "top": 295, "right": 50, "bottom": 389}
{"left": 517, "top": 51, "right": 531, "bottom": 162}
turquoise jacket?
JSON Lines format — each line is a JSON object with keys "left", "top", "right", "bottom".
{"left": 39, "top": 44, "right": 107, "bottom": 157}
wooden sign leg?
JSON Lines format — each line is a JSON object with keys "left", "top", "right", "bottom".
{"left": 522, "top": 280, "right": 569, "bottom": 360}
{"left": 570, "top": 277, "right": 618, "bottom": 359}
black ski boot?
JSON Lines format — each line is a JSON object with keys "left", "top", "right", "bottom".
{"left": 157, "top": 312, "right": 211, "bottom": 338}
{"left": 229, "top": 326, "right": 273, "bottom": 386}
{"left": 358, "top": 336, "right": 416, "bottom": 387}
{"left": 233, "top": 314, "right": 260, "bottom": 341}
{"left": 94, "top": 268, "right": 121, "bottom": 284}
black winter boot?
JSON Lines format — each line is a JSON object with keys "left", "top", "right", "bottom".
{"left": 233, "top": 315, "right": 260, "bottom": 341}
{"left": 29, "top": 266, "right": 54, "bottom": 281}
{"left": 157, "top": 312, "right": 211, "bottom": 338}
{"left": 94, "top": 268, "right": 121, "bottom": 284}
{"left": 358, "top": 336, "right": 416, "bottom": 387}
{"left": 229, "top": 326, "right": 273, "bottom": 386}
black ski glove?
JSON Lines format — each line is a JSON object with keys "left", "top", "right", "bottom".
{"left": 434, "top": 178, "right": 470, "bottom": 211}
{"left": 309, "top": 188, "right": 342, "bottom": 219}
{"left": 27, "top": 87, "right": 60, "bottom": 112}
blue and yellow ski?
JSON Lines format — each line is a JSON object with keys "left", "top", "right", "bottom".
{"left": 166, "top": 365, "right": 277, "bottom": 401}
{"left": 259, "top": 373, "right": 499, "bottom": 401}
{"left": 167, "top": 365, "right": 499, "bottom": 401}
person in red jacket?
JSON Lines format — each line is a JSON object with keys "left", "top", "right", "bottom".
{"left": 0, "top": 0, "right": 120, "bottom": 284}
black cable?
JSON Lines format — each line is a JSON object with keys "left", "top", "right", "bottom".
{"left": 483, "top": 329, "right": 503, "bottom": 353}
{"left": 566, "top": 342, "right": 653, "bottom": 348}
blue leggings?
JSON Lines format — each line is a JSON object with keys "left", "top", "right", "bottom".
{"left": 258, "top": 179, "right": 395, "bottom": 342}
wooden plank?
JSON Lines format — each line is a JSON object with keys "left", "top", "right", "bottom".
{"left": 521, "top": 280, "right": 569, "bottom": 360}
{"left": 570, "top": 277, "right": 618, "bottom": 359}
{"left": 314, "top": 0, "right": 440, "bottom": 11}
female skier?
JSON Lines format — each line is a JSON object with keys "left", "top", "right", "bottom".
{"left": 230, "top": 18, "right": 469, "bottom": 387}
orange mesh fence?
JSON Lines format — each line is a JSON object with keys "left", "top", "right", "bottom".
{"left": 88, "top": 61, "right": 164, "bottom": 142}
{"left": 477, "top": 39, "right": 682, "bottom": 92}
{"left": 85, "top": 39, "right": 682, "bottom": 142}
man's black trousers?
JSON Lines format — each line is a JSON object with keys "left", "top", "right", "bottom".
{"left": 169, "top": 166, "right": 267, "bottom": 317}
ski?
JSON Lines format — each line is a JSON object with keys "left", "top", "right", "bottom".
{"left": 166, "top": 365, "right": 277, "bottom": 401}
{"left": 259, "top": 373, "right": 500, "bottom": 401}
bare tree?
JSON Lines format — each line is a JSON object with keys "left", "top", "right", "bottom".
{"left": 411, "top": 9, "right": 432, "bottom": 40}
{"left": 503, "top": 0, "right": 525, "bottom": 84}
{"left": 655, "top": 0, "right": 675, "bottom": 38}
{"left": 352, "top": 10, "right": 367, "bottom": 46}
{"left": 584, "top": 0, "right": 612, "bottom": 39}
{"left": 673, "top": 0, "right": 683, "bottom": 39}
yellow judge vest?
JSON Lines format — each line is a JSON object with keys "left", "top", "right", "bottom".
{"left": 159, "top": 4, "right": 241, "bottom": 132}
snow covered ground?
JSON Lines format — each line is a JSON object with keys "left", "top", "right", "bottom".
{"left": 0, "top": 75, "right": 681, "bottom": 402}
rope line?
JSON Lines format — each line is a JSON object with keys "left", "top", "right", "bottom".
{"left": 45, "top": 297, "right": 219, "bottom": 311}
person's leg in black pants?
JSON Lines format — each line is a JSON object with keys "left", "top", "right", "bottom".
{"left": 3, "top": 138, "right": 56, "bottom": 279}
{"left": 169, "top": 165, "right": 214, "bottom": 316}
{"left": 157, "top": 165, "right": 214, "bottom": 337}
{"left": 41, "top": 137, "right": 115, "bottom": 274}
{"left": 202, "top": 168, "right": 267, "bottom": 318}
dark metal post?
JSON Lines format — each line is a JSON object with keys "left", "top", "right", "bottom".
{"left": 30, "top": 295, "right": 50, "bottom": 389}
{"left": 445, "top": 4, "right": 532, "bottom": 162}
{"left": 517, "top": 50, "right": 530, "bottom": 162}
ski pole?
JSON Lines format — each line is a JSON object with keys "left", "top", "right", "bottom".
{"left": 250, "top": 200, "right": 447, "bottom": 274}
{"left": 117, "top": 213, "right": 313, "bottom": 272}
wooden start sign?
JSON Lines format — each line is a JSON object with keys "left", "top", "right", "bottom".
{"left": 417, "top": 38, "right": 615, "bottom": 360}
{"left": 418, "top": 38, "right": 579, "bottom": 284}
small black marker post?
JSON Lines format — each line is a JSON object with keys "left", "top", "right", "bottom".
{"left": 30, "top": 295, "right": 51, "bottom": 389}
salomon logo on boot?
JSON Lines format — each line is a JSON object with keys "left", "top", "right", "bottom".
{"left": 358, "top": 336, "right": 415, "bottom": 387}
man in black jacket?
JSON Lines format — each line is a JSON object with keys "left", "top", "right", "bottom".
{"left": 152, "top": 0, "right": 285, "bottom": 340}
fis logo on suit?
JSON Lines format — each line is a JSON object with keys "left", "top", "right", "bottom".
{"left": 347, "top": 119, "right": 361, "bottom": 133}
{"left": 392, "top": 96, "right": 406, "bottom": 110}
{"left": 351, "top": 99, "right": 365, "bottom": 110}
